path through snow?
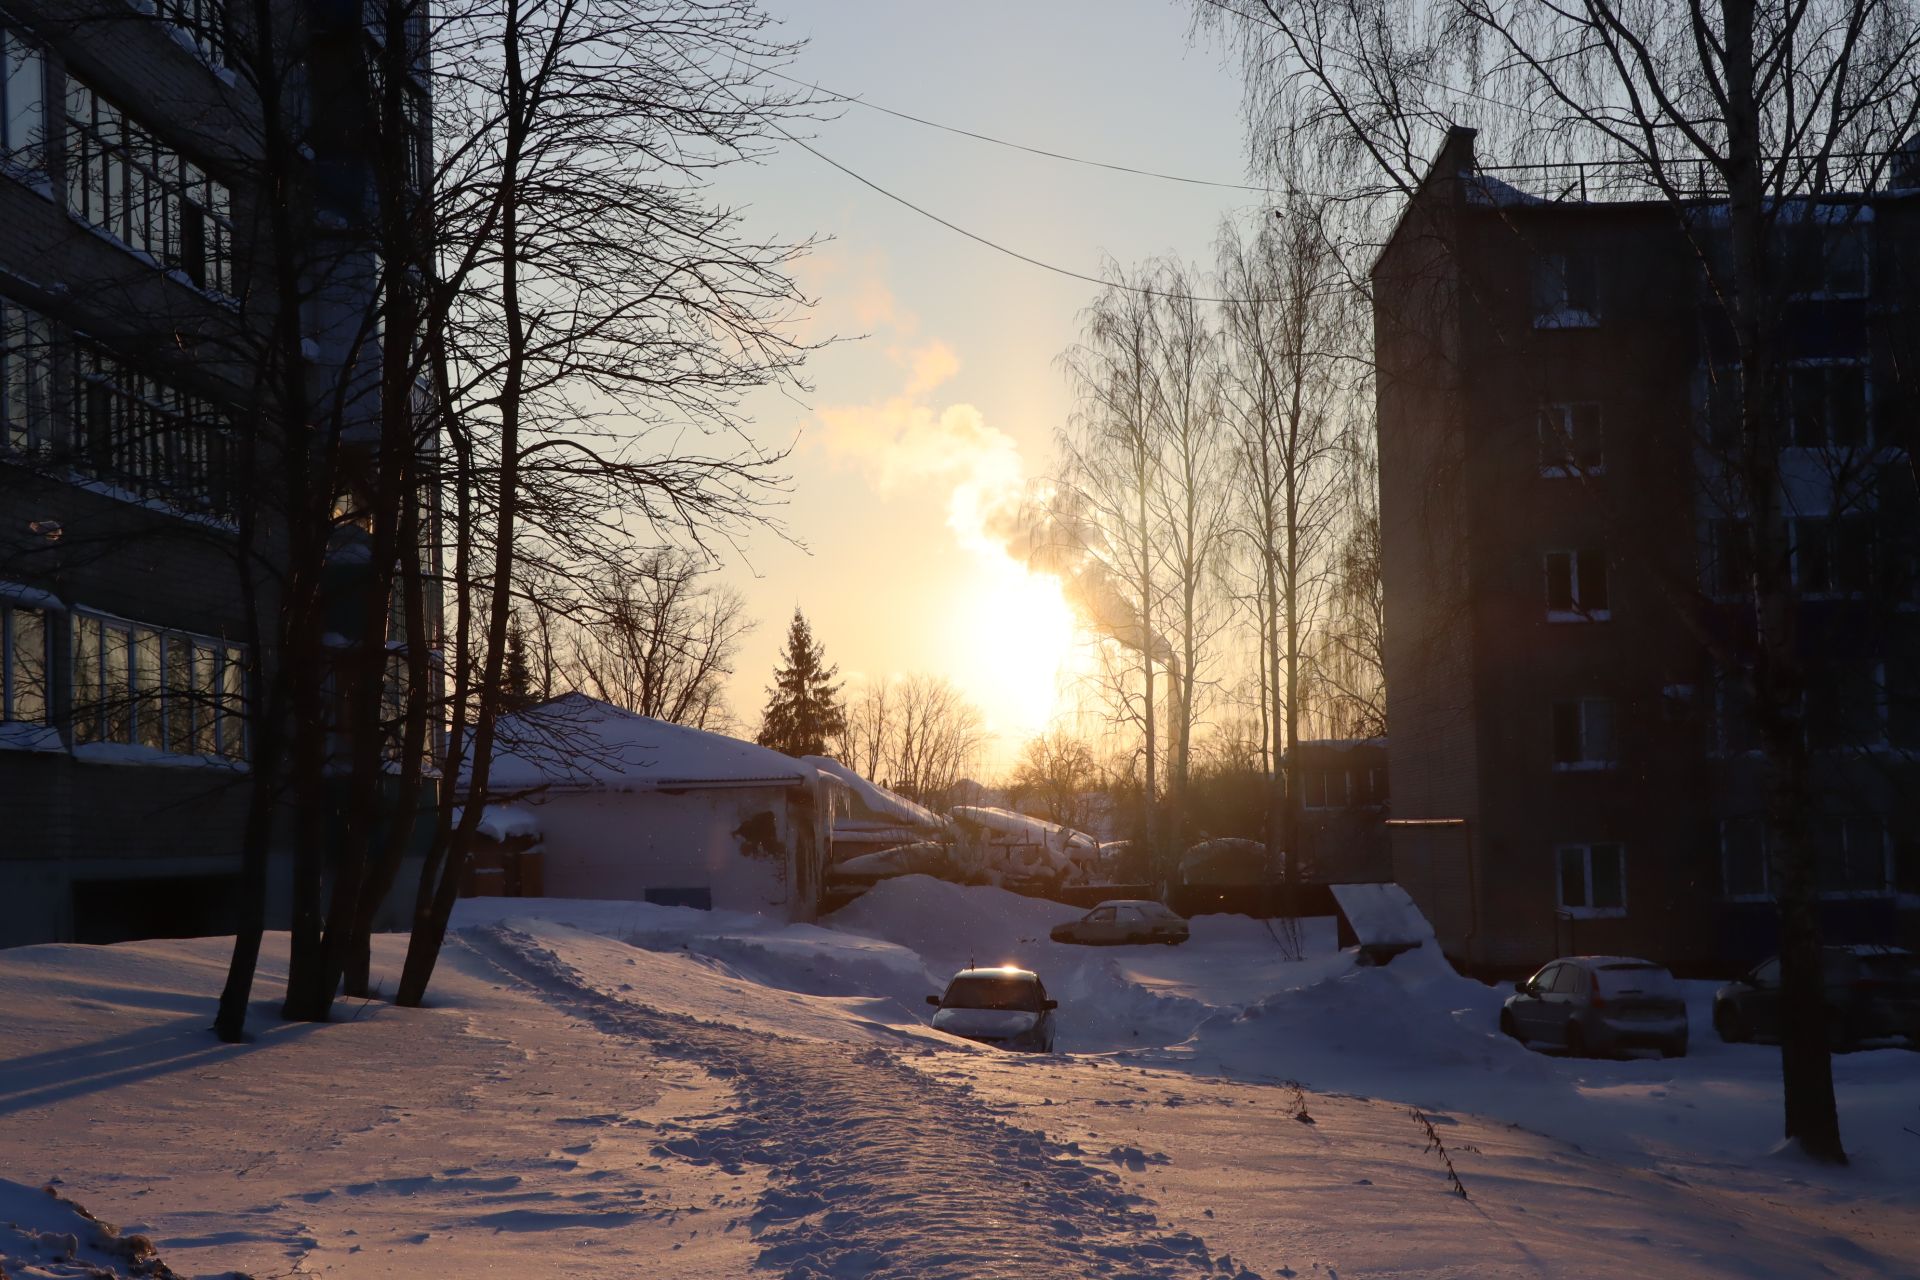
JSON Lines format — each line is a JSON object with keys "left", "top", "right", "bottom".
{"left": 473, "top": 924, "right": 1263, "bottom": 1279}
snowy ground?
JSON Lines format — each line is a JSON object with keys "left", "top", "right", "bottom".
{"left": 1, "top": 876, "right": 1916, "bottom": 1278}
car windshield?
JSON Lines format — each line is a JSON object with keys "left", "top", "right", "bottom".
{"left": 1593, "top": 963, "right": 1678, "bottom": 998}
{"left": 1853, "top": 953, "right": 1919, "bottom": 980}
{"left": 943, "top": 976, "right": 1042, "bottom": 1011}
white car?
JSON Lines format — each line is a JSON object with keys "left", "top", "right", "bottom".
{"left": 925, "top": 966, "right": 1057, "bottom": 1052}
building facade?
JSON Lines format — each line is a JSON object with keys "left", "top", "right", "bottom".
{"left": 0, "top": 2, "right": 429, "bottom": 946}
{"left": 1373, "top": 128, "right": 1919, "bottom": 976}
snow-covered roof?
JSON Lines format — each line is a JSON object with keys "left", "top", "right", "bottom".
{"left": 453, "top": 803, "right": 544, "bottom": 842}
{"left": 483, "top": 693, "right": 811, "bottom": 792}
{"left": 949, "top": 806, "right": 1099, "bottom": 855}
{"left": 806, "top": 756, "right": 949, "bottom": 832}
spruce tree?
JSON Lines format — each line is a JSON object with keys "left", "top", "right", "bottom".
{"left": 756, "top": 608, "right": 845, "bottom": 757}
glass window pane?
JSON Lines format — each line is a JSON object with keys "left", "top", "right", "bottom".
{"left": 192, "top": 642, "right": 217, "bottom": 754}
{"left": 1591, "top": 844, "right": 1624, "bottom": 908}
{"left": 72, "top": 615, "right": 100, "bottom": 741}
{"left": 1584, "top": 699, "right": 1615, "bottom": 763}
{"left": 1546, "top": 553, "right": 1574, "bottom": 612}
{"left": 164, "top": 636, "right": 193, "bottom": 755}
{"left": 10, "top": 607, "right": 44, "bottom": 721}
{"left": 219, "top": 645, "right": 244, "bottom": 759}
{"left": 1578, "top": 552, "right": 1608, "bottom": 612}
{"left": 134, "top": 628, "right": 162, "bottom": 749}
{"left": 5, "top": 37, "right": 44, "bottom": 169}
{"left": 1723, "top": 819, "right": 1766, "bottom": 897}
{"left": 1558, "top": 846, "right": 1587, "bottom": 908}
{"left": 1552, "top": 702, "right": 1580, "bottom": 763}
{"left": 101, "top": 623, "right": 131, "bottom": 743}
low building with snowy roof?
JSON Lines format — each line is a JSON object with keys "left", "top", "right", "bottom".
{"left": 475, "top": 694, "right": 831, "bottom": 919}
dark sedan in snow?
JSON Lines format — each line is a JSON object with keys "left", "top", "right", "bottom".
{"left": 1501, "top": 956, "right": 1688, "bottom": 1058}
{"left": 1049, "top": 900, "right": 1190, "bottom": 947}
{"left": 926, "top": 966, "right": 1057, "bottom": 1052}
{"left": 1713, "top": 946, "right": 1920, "bottom": 1048}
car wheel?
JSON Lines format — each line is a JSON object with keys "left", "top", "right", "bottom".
{"left": 1714, "top": 1004, "right": 1749, "bottom": 1044}
{"left": 1565, "top": 1022, "right": 1587, "bottom": 1058}
{"left": 1499, "top": 1009, "right": 1520, "bottom": 1042}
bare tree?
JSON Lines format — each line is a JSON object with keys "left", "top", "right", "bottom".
{"left": 1217, "top": 202, "right": 1350, "bottom": 916}
{"left": 1007, "top": 728, "right": 1102, "bottom": 831}
{"left": 1197, "top": 0, "right": 1920, "bottom": 1163}
{"left": 562, "top": 549, "right": 752, "bottom": 729}
{"left": 856, "top": 674, "right": 985, "bottom": 809}
{"left": 833, "top": 677, "right": 892, "bottom": 781}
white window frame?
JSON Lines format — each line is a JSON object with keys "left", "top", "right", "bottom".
{"left": 1551, "top": 697, "right": 1617, "bottom": 771}
{"left": 1555, "top": 842, "right": 1627, "bottom": 919}
{"left": 1544, "top": 550, "right": 1610, "bottom": 622}
{"left": 1537, "top": 401, "right": 1605, "bottom": 478}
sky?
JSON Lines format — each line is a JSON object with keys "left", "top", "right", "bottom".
{"left": 696, "top": 1, "right": 1264, "bottom": 772}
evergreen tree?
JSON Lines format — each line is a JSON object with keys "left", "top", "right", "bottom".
{"left": 504, "top": 610, "right": 537, "bottom": 709}
{"left": 756, "top": 608, "right": 845, "bottom": 757}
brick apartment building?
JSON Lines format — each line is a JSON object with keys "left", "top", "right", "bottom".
{"left": 1374, "top": 128, "right": 1919, "bottom": 976}
{"left": 0, "top": 2, "right": 429, "bottom": 945}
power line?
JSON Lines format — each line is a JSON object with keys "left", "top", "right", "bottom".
{"left": 754, "top": 63, "right": 1287, "bottom": 195}
{"left": 675, "top": 48, "right": 1357, "bottom": 307}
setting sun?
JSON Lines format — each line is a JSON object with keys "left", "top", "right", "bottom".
{"left": 942, "top": 552, "right": 1082, "bottom": 755}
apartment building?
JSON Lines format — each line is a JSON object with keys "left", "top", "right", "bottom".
{"left": 0, "top": 1, "right": 429, "bottom": 945}
{"left": 1373, "top": 128, "right": 1919, "bottom": 976}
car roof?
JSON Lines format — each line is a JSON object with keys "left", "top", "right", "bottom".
{"left": 949, "top": 966, "right": 1040, "bottom": 981}
{"left": 1095, "top": 899, "right": 1167, "bottom": 910}
{"left": 1549, "top": 955, "right": 1667, "bottom": 969}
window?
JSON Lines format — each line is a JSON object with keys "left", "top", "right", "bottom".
{"left": 1370, "top": 766, "right": 1389, "bottom": 805}
{"left": 1789, "top": 514, "right": 1874, "bottom": 596}
{"left": 1805, "top": 664, "right": 1881, "bottom": 751}
{"left": 1713, "top": 666, "right": 1761, "bottom": 754}
{"left": 1707, "top": 518, "right": 1752, "bottom": 599}
{"left": 1814, "top": 818, "right": 1887, "bottom": 897}
{"left": 1889, "top": 658, "right": 1920, "bottom": 751}
{"left": 1787, "top": 364, "right": 1870, "bottom": 448}
{"left": 1, "top": 295, "right": 52, "bottom": 453}
{"left": 1721, "top": 818, "right": 1768, "bottom": 899}
{"left": 1538, "top": 402, "right": 1603, "bottom": 476}
{"left": 1551, "top": 697, "right": 1616, "bottom": 770}
{"left": 1, "top": 604, "right": 47, "bottom": 724}
{"left": 1549, "top": 964, "right": 1581, "bottom": 995}
{"left": 1545, "top": 550, "right": 1609, "bottom": 620}
{"left": 1897, "top": 837, "right": 1920, "bottom": 898}
{"left": 1301, "top": 768, "right": 1346, "bottom": 810}
{"left": 155, "top": 0, "right": 229, "bottom": 65}
{"left": 71, "top": 611, "right": 246, "bottom": 759}
{"left": 1778, "top": 217, "right": 1870, "bottom": 298}
{"left": 1557, "top": 843, "right": 1626, "bottom": 916}
{"left": 65, "top": 79, "right": 234, "bottom": 297}
{"left": 73, "top": 343, "right": 235, "bottom": 517}
{"left": 1533, "top": 251, "right": 1599, "bottom": 327}
{"left": 1, "top": 29, "right": 45, "bottom": 175}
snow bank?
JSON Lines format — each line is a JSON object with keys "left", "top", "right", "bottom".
{"left": 824, "top": 875, "right": 1082, "bottom": 971}
{"left": 0, "top": 1179, "right": 180, "bottom": 1279}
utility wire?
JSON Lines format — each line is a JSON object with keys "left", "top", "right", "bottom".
{"left": 677, "top": 47, "right": 1359, "bottom": 307}
{"left": 754, "top": 63, "right": 1289, "bottom": 195}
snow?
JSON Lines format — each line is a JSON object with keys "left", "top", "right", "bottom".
{"left": 1330, "top": 881, "right": 1433, "bottom": 948}
{"left": 452, "top": 802, "right": 543, "bottom": 842}
{"left": 2, "top": 880, "right": 1917, "bottom": 1279}
{"left": 486, "top": 693, "right": 811, "bottom": 792}
{"left": 950, "top": 806, "right": 1099, "bottom": 854}
{"left": 805, "top": 755, "right": 947, "bottom": 831}
{"left": 0, "top": 1178, "right": 176, "bottom": 1279}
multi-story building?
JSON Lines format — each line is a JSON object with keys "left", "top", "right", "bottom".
{"left": 0, "top": 1, "right": 431, "bottom": 946}
{"left": 1373, "top": 127, "right": 1919, "bottom": 976}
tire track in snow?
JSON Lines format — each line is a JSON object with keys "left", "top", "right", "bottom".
{"left": 468, "top": 926, "right": 1264, "bottom": 1280}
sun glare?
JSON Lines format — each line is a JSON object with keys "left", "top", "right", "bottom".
{"left": 945, "top": 553, "right": 1080, "bottom": 759}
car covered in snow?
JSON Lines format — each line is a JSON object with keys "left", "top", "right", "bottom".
{"left": 925, "top": 966, "right": 1057, "bottom": 1052}
{"left": 1049, "top": 900, "right": 1190, "bottom": 947}
{"left": 1501, "top": 956, "right": 1688, "bottom": 1058}
{"left": 1712, "top": 945, "right": 1920, "bottom": 1049}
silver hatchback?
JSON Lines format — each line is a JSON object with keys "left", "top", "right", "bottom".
{"left": 1501, "top": 956, "right": 1689, "bottom": 1058}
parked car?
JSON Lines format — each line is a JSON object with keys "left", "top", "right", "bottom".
{"left": 1049, "top": 900, "right": 1190, "bottom": 947}
{"left": 1712, "top": 945, "right": 1920, "bottom": 1049}
{"left": 925, "top": 966, "right": 1057, "bottom": 1052}
{"left": 1501, "top": 956, "right": 1688, "bottom": 1058}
